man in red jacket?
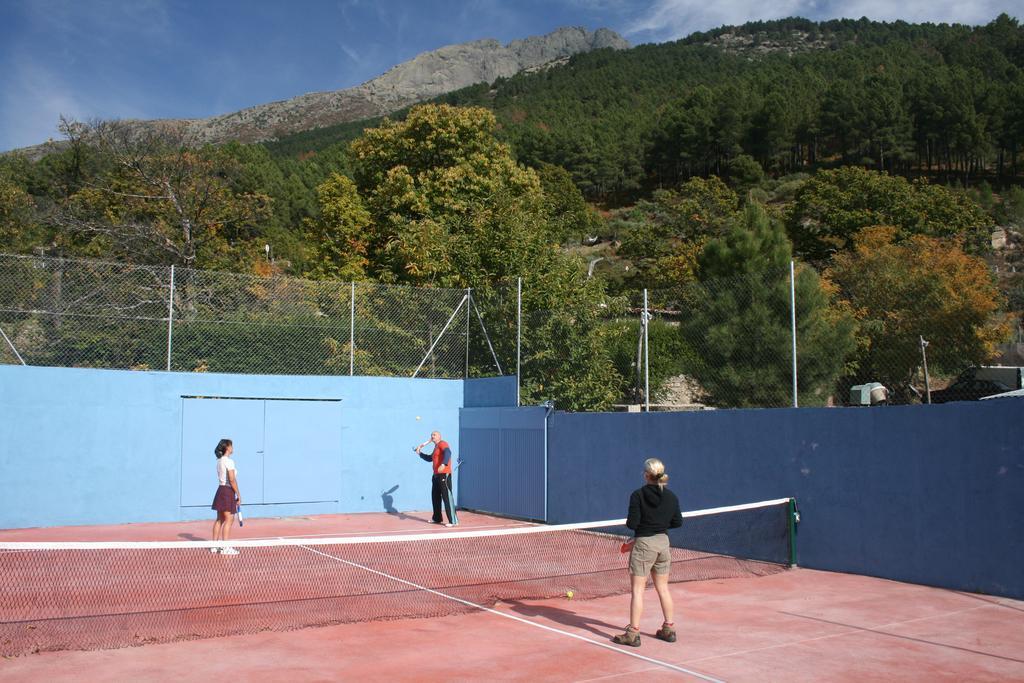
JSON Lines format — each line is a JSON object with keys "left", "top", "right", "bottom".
{"left": 415, "top": 431, "right": 458, "bottom": 526}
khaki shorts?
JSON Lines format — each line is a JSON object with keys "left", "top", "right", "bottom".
{"left": 628, "top": 533, "right": 671, "bottom": 576}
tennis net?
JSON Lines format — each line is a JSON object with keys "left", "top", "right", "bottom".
{"left": 0, "top": 497, "right": 795, "bottom": 655}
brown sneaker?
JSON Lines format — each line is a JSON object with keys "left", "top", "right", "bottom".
{"left": 655, "top": 622, "right": 676, "bottom": 642}
{"left": 612, "top": 626, "right": 641, "bottom": 647}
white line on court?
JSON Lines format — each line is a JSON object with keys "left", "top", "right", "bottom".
{"left": 296, "top": 542, "right": 724, "bottom": 683}
{"left": 681, "top": 603, "right": 996, "bottom": 665}
{"left": 241, "top": 521, "right": 533, "bottom": 541}
{"left": 575, "top": 665, "right": 668, "bottom": 682}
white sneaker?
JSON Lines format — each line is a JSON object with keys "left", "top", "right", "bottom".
{"left": 220, "top": 547, "right": 239, "bottom": 556}
{"left": 209, "top": 547, "right": 220, "bottom": 554}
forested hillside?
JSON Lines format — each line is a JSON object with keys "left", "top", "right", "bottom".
{"left": 270, "top": 15, "right": 1024, "bottom": 199}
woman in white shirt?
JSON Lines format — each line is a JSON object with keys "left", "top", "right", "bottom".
{"left": 210, "top": 438, "right": 242, "bottom": 555}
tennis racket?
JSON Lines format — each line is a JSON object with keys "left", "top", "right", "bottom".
{"left": 236, "top": 503, "right": 244, "bottom": 527}
{"left": 620, "top": 538, "right": 634, "bottom": 554}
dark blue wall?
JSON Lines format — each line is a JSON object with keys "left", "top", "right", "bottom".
{"left": 459, "top": 407, "right": 546, "bottom": 520}
{"left": 464, "top": 376, "right": 518, "bottom": 408}
{"left": 545, "top": 400, "right": 1024, "bottom": 599}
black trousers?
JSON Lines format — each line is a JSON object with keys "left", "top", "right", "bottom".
{"left": 431, "top": 473, "right": 456, "bottom": 524}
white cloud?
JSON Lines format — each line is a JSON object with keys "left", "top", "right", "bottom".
{"left": 23, "top": 0, "right": 174, "bottom": 46}
{"left": 0, "top": 53, "right": 151, "bottom": 151}
{"left": 624, "top": 0, "right": 1015, "bottom": 42}
{"left": 0, "top": 59, "right": 85, "bottom": 149}
{"left": 339, "top": 42, "right": 362, "bottom": 65}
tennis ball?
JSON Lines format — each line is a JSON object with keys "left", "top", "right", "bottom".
{"left": 415, "top": 416, "right": 421, "bottom": 420}
{"left": 566, "top": 590, "right": 574, "bottom": 600}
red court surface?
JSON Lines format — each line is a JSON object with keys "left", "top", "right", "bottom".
{"left": 2, "top": 512, "right": 1023, "bottom": 682}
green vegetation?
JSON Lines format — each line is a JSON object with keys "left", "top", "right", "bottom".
{"left": 265, "top": 15, "right": 1024, "bottom": 201}
{"left": 679, "top": 205, "right": 857, "bottom": 407}
{"left": 2, "top": 15, "right": 1021, "bottom": 409}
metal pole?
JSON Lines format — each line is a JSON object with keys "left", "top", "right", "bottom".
{"left": 790, "top": 260, "right": 798, "bottom": 408}
{"left": 0, "top": 325, "right": 26, "bottom": 365}
{"left": 349, "top": 282, "right": 355, "bottom": 376}
{"left": 472, "top": 297, "right": 503, "bottom": 374}
{"left": 920, "top": 336, "right": 931, "bottom": 404}
{"left": 166, "top": 265, "right": 175, "bottom": 371}
{"left": 516, "top": 277, "right": 522, "bottom": 407}
{"left": 465, "top": 288, "right": 471, "bottom": 379}
{"left": 412, "top": 294, "right": 468, "bottom": 378}
{"left": 643, "top": 288, "right": 650, "bottom": 412}
{"left": 543, "top": 403, "right": 553, "bottom": 522}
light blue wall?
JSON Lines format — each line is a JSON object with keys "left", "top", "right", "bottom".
{"left": 0, "top": 365, "right": 485, "bottom": 528}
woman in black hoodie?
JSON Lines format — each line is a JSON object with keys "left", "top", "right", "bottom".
{"left": 612, "top": 458, "right": 682, "bottom": 647}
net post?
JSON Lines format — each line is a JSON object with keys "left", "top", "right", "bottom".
{"left": 788, "top": 497, "right": 799, "bottom": 567}
{"left": 165, "top": 264, "right": 175, "bottom": 372}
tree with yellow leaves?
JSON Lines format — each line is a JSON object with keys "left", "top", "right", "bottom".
{"left": 303, "top": 173, "right": 370, "bottom": 281}
{"left": 827, "top": 226, "right": 1008, "bottom": 400}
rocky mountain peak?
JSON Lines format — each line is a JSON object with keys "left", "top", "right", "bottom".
{"left": 6, "top": 27, "right": 628, "bottom": 156}
{"left": 185, "top": 26, "right": 627, "bottom": 144}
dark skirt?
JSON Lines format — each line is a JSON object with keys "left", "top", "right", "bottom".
{"left": 211, "top": 485, "right": 236, "bottom": 512}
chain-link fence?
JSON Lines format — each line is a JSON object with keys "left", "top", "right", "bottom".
{"left": 617, "top": 263, "right": 1015, "bottom": 409}
{"left": 0, "top": 254, "right": 513, "bottom": 379}
{"left": 1, "top": 253, "right": 1014, "bottom": 408}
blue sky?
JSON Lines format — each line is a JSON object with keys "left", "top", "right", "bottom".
{"left": 0, "top": 0, "right": 1016, "bottom": 151}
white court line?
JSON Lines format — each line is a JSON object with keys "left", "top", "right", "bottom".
{"left": 297, "top": 542, "right": 724, "bottom": 683}
{"left": 239, "top": 522, "right": 533, "bottom": 541}
{"left": 575, "top": 665, "right": 667, "bottom": 682}
{"left": 682, "top": 604, "right": 996, "bottom": 665}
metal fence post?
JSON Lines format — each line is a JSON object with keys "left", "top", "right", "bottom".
{"left": 517, "top": 277, "right": 522, "bottom": 407}
{"left": 0, "top": 325, "right": 26, "bottom": 365}
{"left": 920, "top": 336, "right": 931, "bottom": 404}
{"left": 165, "top": 265, "right": 175, "bottom": 372}
{"left": 643, "top": 288, "right": 650, "bottom": 412}
{"left": 349, "top": 281, "right": 355, "bottom": 376}
{"left": 790, "top": 260, "right": 798, "bottom": 408}
{"left": 465, "top": 288, "right": 471, "bottom": 379}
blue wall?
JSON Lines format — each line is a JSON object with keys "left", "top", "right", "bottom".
{"left": 464, "top": 375, "right": 518, "bottom": 408}
{"left": 0, "top": 365, "right": 501, "bottom": 528}
{"left": 459, "top": 407, "right": 546, "bottom": 520}
{"left": 544, "top": 401, "right": 1024, "bottom": 599}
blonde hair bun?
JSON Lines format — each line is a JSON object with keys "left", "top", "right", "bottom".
{"left": 644, "top": 458, "right": 669, "bottom": 484}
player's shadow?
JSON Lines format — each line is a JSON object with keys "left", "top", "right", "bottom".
{"left": 381, "top": 485, "right": 410, "bottom": 520}
{"left": 178, "top": 533, "right": 204, "bottom": 541}
{"left": 505, "top": 600, "right": 621, "bottom": 639}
